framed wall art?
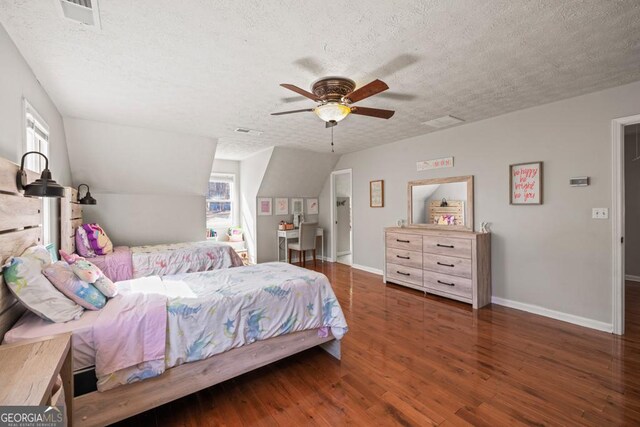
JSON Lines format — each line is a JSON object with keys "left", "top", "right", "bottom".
{"left": 370, "top": 180, "right": 384, "bottom": 208}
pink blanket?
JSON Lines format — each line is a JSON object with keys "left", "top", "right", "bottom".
{"left": 89, "top": 246, "right": 133, "bottom": 282}
{"left": 92, "top": 290, "right": 166, "bottom": 377}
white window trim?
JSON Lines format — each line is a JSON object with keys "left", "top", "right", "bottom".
{"left": 207, "top": 173, "right": 236, "bottom": 228}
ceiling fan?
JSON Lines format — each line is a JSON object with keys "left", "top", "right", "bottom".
{"left": 271, "top": 77, "right": 395, "bottom": 127}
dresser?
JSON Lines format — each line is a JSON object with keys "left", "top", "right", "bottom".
{"left": 383, "top": 227, "right": 491, "bottom": 308}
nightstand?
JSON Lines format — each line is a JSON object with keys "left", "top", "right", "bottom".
{"left": 0, "top": 333, "right": 73, "bottom": 426}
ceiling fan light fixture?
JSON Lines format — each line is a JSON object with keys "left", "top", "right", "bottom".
{"left": 314, "top": 103, "right": 351, "bottom": 123}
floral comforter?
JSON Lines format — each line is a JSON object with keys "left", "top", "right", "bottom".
{"left": 96, "top": 262, "right": 348, "bottom": 391}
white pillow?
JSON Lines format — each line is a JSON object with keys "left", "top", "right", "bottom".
{"left": 3, "top": 248, "right": 84, "bottom": 323}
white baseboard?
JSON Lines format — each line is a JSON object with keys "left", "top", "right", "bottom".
{"left": 351, "top": 263, "right": 383, "bottom": 276}
{"left": 626, "top": 274, "right": 640, "bottom": 283}
{"left": 337, "top": 251, "right": 351, "bottom": 256}
{"left": 491, "top": 296, "right": 613, "bottom": 333}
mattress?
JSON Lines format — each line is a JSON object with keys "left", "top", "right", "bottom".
{"left": 3, "top": 309, "right": 100, "bottom": 371}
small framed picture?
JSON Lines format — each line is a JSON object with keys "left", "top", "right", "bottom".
{"left": 370, "top": 180, "right": 384, "bottom": 208}
{"left": 275, "top": 197, "right": 289, "bottom": 215}
{"left": 257, "top": 197, "right": 272, "bottom": 215}
{"left": 291, "top": 198, "right": 304, "bottom": 214}
{"left": 306, "top": 198, "right": 319, "bottom": 215}
{"left": 510, "top": 161, "right": 543, "bottom": 205}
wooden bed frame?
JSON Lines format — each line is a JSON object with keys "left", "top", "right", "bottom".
{"left": 1, "top": 157, "right": 341, "bottom": 427}
{"left": 59, "top": 186, "right": 81, "bottom": 254}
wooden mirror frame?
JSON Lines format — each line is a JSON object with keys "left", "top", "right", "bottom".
{"left": 407, "top": 175, "right": 474, "bottom": 231}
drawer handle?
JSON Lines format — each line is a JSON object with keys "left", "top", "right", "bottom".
{"left": 437, "top": 262, "right": 455, "bottom": 267}
{"left": 397, "top": 271, "right": 411, "bottom": 276}
{"left": 437, "top": 280, "right": 455, "bottom": 287}
{"left": 396, "top": 255, "right": 410, "bottom": 259}
{"left": 437, "top": 244, "right": 455, "bottom": 249}
{"left": 396, "top": 239, "right": 410, "bottom": 243}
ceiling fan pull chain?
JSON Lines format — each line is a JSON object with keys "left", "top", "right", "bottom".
{"left": 331, "top": 125, "right": 334, "bottom": 153}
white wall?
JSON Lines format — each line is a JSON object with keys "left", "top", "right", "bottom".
{"left": 320, "top": 80, "right": 640, "bottom": 327}
{"left": 625, "top": 128, "right": 640, "bottom": 278}
{"left": 64, "top": 118, "right": 217, "bottom": 246}
{"left": 240, "top": 148, "right": 273, "bottom": 263}
{"left": 0, "top": 23, "right": 72, "bottom": 250}
{"left": 256, "top": 147, "right": 339, "bottom": 263}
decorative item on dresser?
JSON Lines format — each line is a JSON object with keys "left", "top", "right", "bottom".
{"left": 383, "top": 227, "right": 491, "bottom": 308}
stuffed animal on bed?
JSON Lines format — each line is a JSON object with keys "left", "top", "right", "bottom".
{"left": 59, "top": 250, "right": 118, "bottom": 298}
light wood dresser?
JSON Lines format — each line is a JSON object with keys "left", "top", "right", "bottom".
{"left": 383, "top": 227, "right": 491, "bottom": 308}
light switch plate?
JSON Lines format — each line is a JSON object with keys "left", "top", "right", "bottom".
{"left": 592, "top": 208, "right": 609, "bottom": 219}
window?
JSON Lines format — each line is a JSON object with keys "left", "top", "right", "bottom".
{"left": 206, "top": 174, "right": 235, "bottom": 228}
{"left": 24, "top": 100, "right": 52, "bottom": 245}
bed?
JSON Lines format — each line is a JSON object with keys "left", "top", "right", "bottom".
{"left": 59, "top": 187, "right": 244, "bottom": 281}
{"left": 0, "top": 156, "right": 347, "bottom": 427}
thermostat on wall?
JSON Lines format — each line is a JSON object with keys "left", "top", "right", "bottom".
{"left": 570, "top": 177, "right": 589, "bottom": 187}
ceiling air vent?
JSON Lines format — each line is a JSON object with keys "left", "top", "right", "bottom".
{"left": 56, "top": 0, "right": 101, "bottom": 28}
{"left": 422, "top": 115, "right": 465, "bottom": 129}
{"left": 234, "top": 128, "right": 263, "bottom": 136}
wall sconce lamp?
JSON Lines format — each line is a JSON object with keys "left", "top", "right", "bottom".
{"left": 77, "top": 184, "right": 97, "bottom": 205}
{"left": 16, "top": 151, "right": 65, "bottom": 198}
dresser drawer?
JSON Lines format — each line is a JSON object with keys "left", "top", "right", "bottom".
{"left": 423, "top": 270, "right": 472, "bottom": 299}
{"left": 423, "top": 235, "right": 472, "bottom": 259}
{"left": 386, "top": 263, "right": 423, "bottom": 287}
{"left": 386, "top": 248, "right": 422, "bottom": 269}
{"left": 386, "top": 232, "right": 423, "bottom": 252}
{"left": 423, "top": 254, "right": 472, "bottom": 279}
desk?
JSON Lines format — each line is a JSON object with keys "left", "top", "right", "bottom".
{"left": 277, "top": 228, "right": 324, "bottom": 263}
{"left": 0, "top": 333, "right": 73, "bottom": 426}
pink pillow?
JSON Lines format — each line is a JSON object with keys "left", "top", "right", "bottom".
{"left": 43, "top": 262, "right": 106, "bottom": 310}
{"left": 75, "top": 228, "right": 95, "bottom": 258}
{"left": 59, "top": 250, "right": 82, "bottom": 265}
{"left": 81, "top": 224, "right": 113, "bottom": 256}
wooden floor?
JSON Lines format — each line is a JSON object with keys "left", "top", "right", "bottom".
{"left": 114, "top": 265, "right": 640, "bottom": 426}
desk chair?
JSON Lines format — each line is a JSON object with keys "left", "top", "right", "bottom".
{"left": 288, "top": 222, "right": 317, "bottom": 267}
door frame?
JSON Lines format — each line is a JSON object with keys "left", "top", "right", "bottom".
{"left": 612, "top": 114, "right": 640, "bottom": 335}
{"left": 330, "top": 169, "right": 353, "bottom": 264}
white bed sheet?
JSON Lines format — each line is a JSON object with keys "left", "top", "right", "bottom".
{"left": 3, "top": 309, "right": 100, "bottom": 371}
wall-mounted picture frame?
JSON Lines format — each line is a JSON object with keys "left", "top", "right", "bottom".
{"left": 306, "top": 198, "right": 319, "bottom": 215}
{"left": 274, "top": 197, "right": 289, "bottom": 215}
{"left": 510, "top": 161, "right": 543, "bottom": 205}
{"left": 291, "top": 198, "right": 304, "bottom": 214}
{"left": 370, "top": 180, "right": 384, "bottom": 208}
{"left": 257, "top": 197, "right": 272, "bottom": 215}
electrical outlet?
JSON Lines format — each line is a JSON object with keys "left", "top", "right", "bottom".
{"left": 592, "top": 208, "right": 609, "bottom": 219}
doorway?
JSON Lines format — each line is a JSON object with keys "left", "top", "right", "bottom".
{"left": 330, "top": 169, "right": 352, "bottom": 266}
{"left": 612, "top": 114, "right": 640, "bottom": 335}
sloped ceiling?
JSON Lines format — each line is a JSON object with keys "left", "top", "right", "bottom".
{"left": 1, "top": 1, "right": 639, "bottom": 160}
{"left": 257, "top": 147, "right": 339, "bottom": 197}
{"left": 64, "top": 118, "right": 217, "bottom": 196}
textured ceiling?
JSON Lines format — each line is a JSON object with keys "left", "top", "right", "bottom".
{"left": 1, "top": 1, "right": 639, "bottom": 160}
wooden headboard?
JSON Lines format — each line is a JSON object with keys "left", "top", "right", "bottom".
{"left": 59, "top": 187, "right": 82, "bottom": 254}
{"left": 0, "top": 156, "right": 43, "bottom": 340}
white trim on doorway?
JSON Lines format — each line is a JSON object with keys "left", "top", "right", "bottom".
{"left": 330, "top": 169, "right": 353, "bottom": 265}
{"left": 612, "top": 113, "right": 640, "bottom": 335}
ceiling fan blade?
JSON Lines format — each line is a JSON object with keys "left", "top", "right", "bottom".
{"left": 271, "top": 108, "right": 314, "bottom": 116}
{"left": 345, "top": 79, "right": 389, "bottom": 103}
{"left": 280, "top": 84, "right": 320, "bottom": 101}
{"left": 350, "top": 106, "right": 395, "bottom": 119}
{"left": 326, "top": 120, "right": 338, "bottom": 128}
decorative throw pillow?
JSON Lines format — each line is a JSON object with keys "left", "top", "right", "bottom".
{"left": 94, "top": 276, "right": 118, "bottom": 298}
{"left": 21, "top": 245, "right": 52, "bottom": 265}
{"left": 81, "top": 224, "right": 113, "bottom": 256}
{"left": 43, "top": 262, "right": 106, "bottom": 310}
{"left": 75, "top": 227, "right": 95, "bottom": 258}
{"left": 3, "top": 252, "right": 83, "bottom": 323}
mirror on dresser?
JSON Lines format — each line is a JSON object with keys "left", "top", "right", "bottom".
{"left": 407, "top": 176, "right": 474, "bottom": 231}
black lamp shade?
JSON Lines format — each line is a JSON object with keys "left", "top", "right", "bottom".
{"left": 17, "top": 152, "right": 65, "bottom": 198}
{"left": 77, "top": 184, "right": 97, "bottom": 205}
